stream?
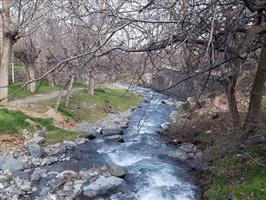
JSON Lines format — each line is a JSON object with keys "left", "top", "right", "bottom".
{"left": 39, "top": 85, "right": 199, "bottom": 200}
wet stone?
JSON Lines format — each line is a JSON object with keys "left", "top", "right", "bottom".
{"left": 100, "top": 128, "right": 123, "bottom": 136}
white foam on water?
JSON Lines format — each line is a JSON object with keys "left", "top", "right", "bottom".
{"left": 137, "top": 189, "right": 194, "bottom": 200}
{"left": 109, "top": 152, "right": 152, "bottom": 166}
{"left": 129, "top": 159, "right": 197, "bottom": 200}
{"left": 149, "top": 171, "right": 180, "bottom": 188}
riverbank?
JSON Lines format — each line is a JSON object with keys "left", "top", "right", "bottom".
{"left": 0, "top": 109, "right": 131, "bottom": 200}
{"left": 0, "top": 84, "right": 144, "bottom": 199}
{"left": 0, "top": 85, "right": 199, "bottom": 200}
{"left": 160, "top": 95, "right": 266, "bottom": 200}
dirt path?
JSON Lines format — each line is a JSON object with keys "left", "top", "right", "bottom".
{"left": 10, "top": 88, "right": 82, "bottom": 106}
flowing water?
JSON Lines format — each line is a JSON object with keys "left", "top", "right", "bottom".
{"left": 45, "top": 85, "right": 199, "bottom": 200}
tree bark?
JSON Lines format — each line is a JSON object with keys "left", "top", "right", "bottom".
{"left": 11, "top": 51, "right": 15, "bottom": 83}
{"left": 55, "top": 87, "right": 65, "bottom": 111}
{"left": 26, "top": 64, "right": 36, "bottom": 93}
{"left": 88, "top": 77, "right": 95, "bottom": 96}
{"left": 55, "top": 79, "right": 70, "bottom": 111}
{"left": 85, "top": 76, "right": 95, "bottom": 96}
{"left": 224, "top": 75, "right": 241, "bottom": 128}
{"left": 0, "top": 0, "right": 13, "bottom": 105}
{"left": 65, "top": 75, "right": 74, "bottom": 108}
{"left": 47, "top": 73, "right": 55, "bottom": 87}
{"left": 243, "top": 45, "right": 266, "bottom": 133}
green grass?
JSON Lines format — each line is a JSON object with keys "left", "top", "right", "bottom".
{"left": 205, "top": 147, "right": 266, "bottom": 200}
{"left": 205, "top": 177, "right": 230, "bottom": 200}
{"left": 0, "top": 108, "right": 84, "bottom": 144}
{"left": 9, "top": 80, "right": 58, "bottom": 100}
{"left": 44, "top": 129, "right": 85, "bottom": 144}
{"left": 73, "top": 81, "right": 87, "bottom": 88}
{"left": 38, "top": 88, "right": 143, "bottom": 122}
{"left": 0, "top": 108, "right": 33, "bottom": 133}
{"left": 193, "top": 132, "right": 215, "bottom": 144}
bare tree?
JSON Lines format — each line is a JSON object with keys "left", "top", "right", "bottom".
{"left": 14, "top": 36, "right": 41, "bottom": 93}
{"left": 0, "top": 0, "right": 47, "bottom": 104}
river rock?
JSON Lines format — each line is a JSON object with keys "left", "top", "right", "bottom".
{"left": 166, "top": 150, "right": 188, "bottom": 161}
{"left": 85, "top": 132, "right": 98, "bottom": 140}
{"left": 100, "top": 128, "right": 123, "bottom": 136}
{"left": 31, "top": 168, "right": 47, "bottom": 182}
{"left": 169, "top": 111, "right": 178, "bottom": 123}
{"left": 160, "top": 122, "right": 170, "bottom": 129}
{"left": 83, "top": 176, "right": 125, "bottom": 198}
{"left": 28, "top": 143, "right": 44, "bottom": 158}
{"left": 104, "top": 135, "right": 124, "bottom": 143}
{"left": 0, "top": 155, "right": 25, "bottom": 171}
{"left": 161, "top": 99, "right": 181, "bottom": 106}
{"left": 30, "top": 135, "right": 45, "bottom": 144}
{"left": 107, "top": 162, "right": 127, "bottom": 178}
{"left": 20, "top": 181, "right": 32, "bottom": 192}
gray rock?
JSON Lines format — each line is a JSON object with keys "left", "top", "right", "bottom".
{"left": 0, "top": 155, "right": 25, "bottom": 171}
{"left": 30, "top": 136, "right": 45, "bottom": 144}
{"left": 85, "top": 132, "right": 98, "bottom": 140}
{"left": 31, "top": 168, "right": 47, "bottom": 182}
{"left": 83, "top": 176, "right": 125, "bottom": 198}
{"left": 100, "top": 128, "right": 123, "bottom": 136}
{"left": 49, "top": 176, "right": 68, "bottom": 192}
{"left": 166, "top": 150, "right": 188, "bottom": 161}
{"left": 28, "top": 143, "right": 44, "bottom": 158}
{"left": 104, "top": 135, "right": 124, "bottom": 143}
{"left": 20, "top": 181, "right": 32, "bottom": 192}
{"left": 107, "top": 162, "right": 127, "bottom": 178}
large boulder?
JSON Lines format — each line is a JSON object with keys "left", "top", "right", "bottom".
{"left": 104, "top": 135, "right": 124, "bottom": 143}
{"left": 28, "top": 143, "right": 44, "bottom": 158}
{"left": 100, "top": 128, "right": 123, "bottom": 136}
{"left": 83, "top": 176, "right": 125, "bottom": 198}
{"left": 0, "top": 155, "right": 25, "bottom": 171}
{"left": 107, "top": 162, "right": 127, "bottom": 178}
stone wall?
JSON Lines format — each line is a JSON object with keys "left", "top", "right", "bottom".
{"left": 148, "top": 69, "right": 223, "bottom": 101}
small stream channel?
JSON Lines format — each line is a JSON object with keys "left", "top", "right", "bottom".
{"left": 39, "top": 85, "right": 199, "bottom": 200}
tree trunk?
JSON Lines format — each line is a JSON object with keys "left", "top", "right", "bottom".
{"left": 26, "top": 64, "right": 36, "bottom": 93}
{"left": 85, "top": 76, "right": 95, "bottom": 96}
{"left": 0, "top": 0, "right": 12, "bottom": 105}
{"left": 47, "top": 73, "right": 55, "bottom": 87}
{"left": 11, "top": 51, "right": 15, "bottom": 83}
{"left": 224, "top": 76, "right": 241, "bottom": 128}
{"left": 55, "top": 87, "right": 65, "bottom": 111}
{"left": 88, "top": 77, "right": 95, "bottom": 96}
{"left": 243, "top": 45, "right": 266, "bottom": 133}
{"left": 65, "top": 75, "right": 74, "bottom": 108}
{"left": 55, "top": 80, "right": 70, "bottom": 111}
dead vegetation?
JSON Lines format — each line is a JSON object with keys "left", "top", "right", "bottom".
{"left": 161, "top": 93, "right": 266, "bottom": 200}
